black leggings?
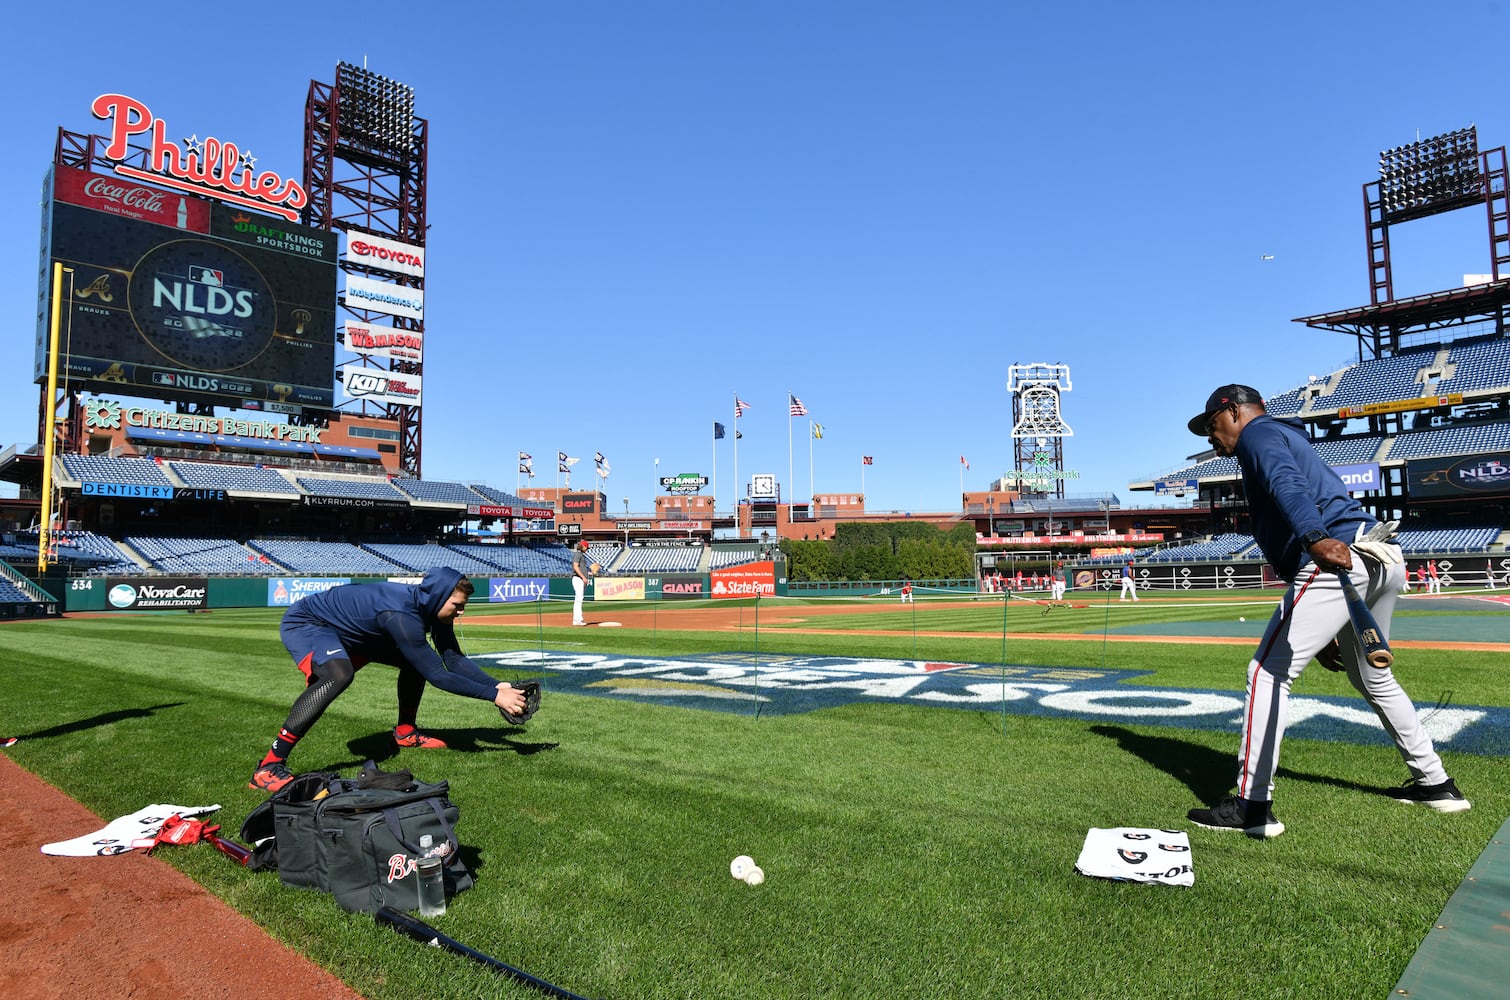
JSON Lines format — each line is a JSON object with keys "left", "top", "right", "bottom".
{"left": 280, "top": 658, "right": 427, "bottom": 737}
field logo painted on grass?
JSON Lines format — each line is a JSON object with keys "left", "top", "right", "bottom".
{"left": 473, "top": 650, "right": 1506, "bottom": 756}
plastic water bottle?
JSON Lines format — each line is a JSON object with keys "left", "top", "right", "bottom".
{"left": 416, "top": 835, "right": 445, "bottom": 917}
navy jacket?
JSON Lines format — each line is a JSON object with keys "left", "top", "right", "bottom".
{"left": 281, "top": 566, "right": 499, "bottom": 700}
{"left": 1233, "top": 415, "right": 1375, "bottom": 582}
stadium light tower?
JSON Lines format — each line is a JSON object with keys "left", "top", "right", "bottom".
{"left": 305, "top": 62, "right": 429, "bottom": 475}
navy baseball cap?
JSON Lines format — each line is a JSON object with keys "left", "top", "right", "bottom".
{"left": 1187, "top": 384, "right": 1263, "bottom": 435}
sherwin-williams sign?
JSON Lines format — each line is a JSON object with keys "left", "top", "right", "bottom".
{"left": 268, "top": 578, "right": 349, "bottom": 606}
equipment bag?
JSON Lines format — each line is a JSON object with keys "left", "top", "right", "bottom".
{"left": 239, "top": 766, "right": 474, "bottom": 914}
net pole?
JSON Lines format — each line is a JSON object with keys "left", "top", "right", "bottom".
{"left": 1000, "top": 588, "right": 1010, "bottom": 738}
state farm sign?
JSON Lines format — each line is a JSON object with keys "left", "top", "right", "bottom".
{"left": 710, "top": 561, "right": 776, "bottom": 599}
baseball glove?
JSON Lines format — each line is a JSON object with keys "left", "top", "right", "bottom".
{"left": 590, "top": 562, "right": 601, "bottom": 574}
{"left": 499, "top": 680, "right": 541, "bottom": 725}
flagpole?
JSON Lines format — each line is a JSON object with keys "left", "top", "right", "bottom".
{"left": 787, "top": 394, "right": 793, "bottom": 509}
{"left": 711, "top": 428, "right": 717, "bottom": 519}
{"left": 808, "top": 421, "right": 814, "bottom": 505}
{"left": 733, "top": 394, "right": 739, "bottom": 535}
{"left": 861, "top": 454, "right": 866, "bottom": 498}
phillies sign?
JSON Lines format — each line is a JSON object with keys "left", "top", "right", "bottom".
{"left": 90, "top": 94, "right": 308, "bottom": 223}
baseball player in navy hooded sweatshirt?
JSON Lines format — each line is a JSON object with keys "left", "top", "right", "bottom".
{"left": 249, "top": 567, "right": 528, "bottom": 792}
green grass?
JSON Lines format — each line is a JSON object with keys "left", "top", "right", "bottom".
{"left": 3, "top": 602, "right": 1508, "bottom": 999}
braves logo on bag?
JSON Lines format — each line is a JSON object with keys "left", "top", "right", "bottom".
{"left": 386, "top": 854, "right": 418, "bottom": 883}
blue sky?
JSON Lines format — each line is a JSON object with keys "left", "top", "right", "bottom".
{"left": 5, "top": 2, "right": 1506, "bottom": 514}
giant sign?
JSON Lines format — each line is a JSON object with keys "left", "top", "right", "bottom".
{"left": 38, "top": 166, "right": 337, "bottom": 410}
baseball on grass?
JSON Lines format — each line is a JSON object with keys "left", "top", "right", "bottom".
{"left": 1239, "top": 616, "right": 1246, "bottom": 622}
{"left": 730, "top": 855, "right": 754, "bottom": 880}
{"left": 743, "top": 866, "right": 765, "bottom": 886}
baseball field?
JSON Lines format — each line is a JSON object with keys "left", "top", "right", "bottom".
{"left": 3, "top": 587, "right": 1508, "bottom": 998}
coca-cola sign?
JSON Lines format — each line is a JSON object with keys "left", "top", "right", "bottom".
{"left": 52, "top": 167, "right": 211, "bottom": 230}
{"left": 91, "top": 94, "right": 308, "bottom": 223}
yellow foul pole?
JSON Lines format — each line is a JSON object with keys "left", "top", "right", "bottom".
{"left": 37, "top": 262, "right": 66, "bottom": 574}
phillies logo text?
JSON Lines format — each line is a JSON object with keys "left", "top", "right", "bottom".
{"left": 91, "top": 93, "right": 308, "bottom": 223}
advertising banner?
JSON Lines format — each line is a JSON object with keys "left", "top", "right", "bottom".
{"left": 659, "top": 473, "right": 708, "bottom": 494}
{"left": 561, "top": 493, "right": 598, "bottom": 514}
{"left": 488, "top": 577, "right": 549, "bottom": 603}
{"left": 106, "top": 576, "right": 207, "bottom": 610}
{"left": 343, "top": 274, "right": 423, "bottom": 320}
{"left": 339, "top": 364, "right": 423, "bottom": 407}
{"left": 268, "top": 577, "right": 350, "bottom": 607}
{"left": 656, "top": 574, "right": 707, "bottom": 598}
{"left": 40, "top": 170, "right": 337, "bottom": 409}
{"left": 710, "top": 561, "right": 776, "bottom": 599}
{"left": 595, "top": 577, "right": 646, "bottom": 601}
{"left": 1330, "top": 462, "right": 1381, "bottom": 494}
{"left": 470, "top": 503, "right": 557, "bottom": 519}
{"left": 343, "top": 320, "right": 423, "bottom": 362}
{"left": 1408, "top": 452, "right": 1510, "bottom": 498}
{"left": 343, "top": 231, "right": 425, "bottom": 278}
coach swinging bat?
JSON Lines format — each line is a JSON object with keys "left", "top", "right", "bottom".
{"left": 1336, "top": 570, "right": 1393, "bottom": 669}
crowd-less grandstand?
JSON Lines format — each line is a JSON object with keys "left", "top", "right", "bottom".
{"left": 5, "top": 124, "right": 1508, "bottom": 608}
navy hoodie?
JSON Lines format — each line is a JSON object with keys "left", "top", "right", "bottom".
{"left": 1233, "top": 415, "right": 1375, "bottom": 582}
{"left": 281, "top": 566, "right": 499, "bottom": 700}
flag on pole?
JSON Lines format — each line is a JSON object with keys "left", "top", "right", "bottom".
{"left": 519, "top": 451, "right": 532, "bottom": 461}
{"left": 735, "top": 397, "right": 750, "bottom": 418}
{"left": 598, "top": 458, "right": 611, "bottom": 476}
{"left": 714, "top": 422, "right": 726, "bottom": 440}
{"left": 789, "top": 394, "right": 808, "bottom": 417}
{"left": 558, "top": 462, "right": 570, "bottom": 473}
{"left": 736, "top": 430, "right": 743, "bottom": 439}
{"left": 813, "top": 423, "right": 823, "bottom": 439}
{"left": 863, "top": 456, "right": 874, "bottom": 465}
{"left": 595, "top": 452, "right": 605, "bottom": 465}
{"left": 558, "top": 451, "right": 568, "bottom": 462}
{"left": 961, "top": 455, "right": 970, "bottom": 470}
{"left": 563, "top": 455, "right": 580, "bottom": 467}
{"left": 519, "top": 463, "right": 530, "bottom": 474}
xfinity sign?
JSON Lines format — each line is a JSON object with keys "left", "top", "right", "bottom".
{"left": 489, "top": 577, "right": 548, "bottom": 603}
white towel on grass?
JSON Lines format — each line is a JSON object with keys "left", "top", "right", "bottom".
{"left": 1074, "top": 827, "right": 1194, "bottom": 886}
{"left": 41, "top": 803, "right": 221, "bottom": 856}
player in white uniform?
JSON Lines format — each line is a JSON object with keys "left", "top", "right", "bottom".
{"left": 1182, "top": 386, "right": 1469, "bottom": 837}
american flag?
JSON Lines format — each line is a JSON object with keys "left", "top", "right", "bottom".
{"left": 960, "top": 455, "right": 969, "bottom": 470}
{"left": 735, "top": 397, "right": 750, "bottom": 418}
{"left": 789, "top": 394, "right": 807, "bottom": 417}
{"left": 863, "top": 455, "right": 874, "bottom": 465}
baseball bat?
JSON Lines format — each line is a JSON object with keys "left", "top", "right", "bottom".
{"left": 375, "top": 906, "right": 597, "bottom": 1000}
{"left": 1336, "top": 570, "right": 1393, "bottom": 668}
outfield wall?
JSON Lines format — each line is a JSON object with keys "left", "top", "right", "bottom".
{"left": 51, "top": 571, "right": 786, "bottom": 613}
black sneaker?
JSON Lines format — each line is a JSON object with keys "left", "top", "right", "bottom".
{"left": 1188, "top": 794, "right": 1285, "bottom": 838}
{"left": 1387, "top": 777, "right": 1471, "bottom": 813}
